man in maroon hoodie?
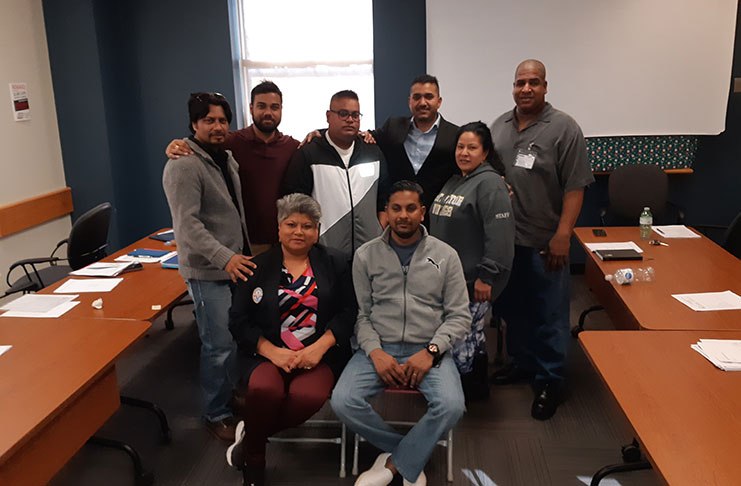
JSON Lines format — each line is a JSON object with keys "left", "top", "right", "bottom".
{"left": 166, "top": 82, "right": 299, "bottom": 255}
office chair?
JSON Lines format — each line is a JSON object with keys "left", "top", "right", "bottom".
{"left": 599, "top": 164, "right": 684, "bottom": 226}
{"left": 4, "top": 202, "right": 114, "bottom": 297}
{"left": 696, "top": 212, "right": 741, "bottom": 259}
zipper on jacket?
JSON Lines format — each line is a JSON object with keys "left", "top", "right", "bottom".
{"left": 401, "top": 268, "right": 408, "bottom": 343}
{"left": 343, "top": 166, "right": 355, "bottom": 253}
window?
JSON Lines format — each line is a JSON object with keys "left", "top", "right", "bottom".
{"left": 236, "top": 0, "right": 375, "bottom": 139}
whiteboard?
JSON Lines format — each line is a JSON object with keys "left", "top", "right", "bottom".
{"left": 427, "top": 0, "right": 738, "bottom": 137}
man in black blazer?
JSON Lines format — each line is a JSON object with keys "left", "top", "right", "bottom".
{"left": 370, "top": 74, "right": 459, "bottom": 213}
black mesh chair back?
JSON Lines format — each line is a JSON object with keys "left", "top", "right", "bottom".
{"left": 723, "top": 212, "right": 741, "bottom": 259}
{"left": 607, "top": 164, "right": 668, "bottom": 224}
{"left": 66, "top": 202, "right": 114, "bottom": 269}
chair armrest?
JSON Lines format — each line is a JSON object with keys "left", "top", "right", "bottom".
{"left": 50, "top": 238, "right": 69, "bottom": 258}
{"left": 6, "top": 257, "right": 61, "bottom": 287}
{"left": 10, "top": 256, "right": 61, "bottom": 267}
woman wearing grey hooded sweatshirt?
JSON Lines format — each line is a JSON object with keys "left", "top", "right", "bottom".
{"left": 429, "top": 121, "right": 515, "bottom": 399}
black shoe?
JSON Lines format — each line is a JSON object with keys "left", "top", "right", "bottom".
{"left": 531, "top": 382, "right": 562, "bottom": 420}
{"left": 490, "top": 363, "right": 535, "bottom": 385}
{"left": 242, "top": 466, "right": 265, "bottom": 486}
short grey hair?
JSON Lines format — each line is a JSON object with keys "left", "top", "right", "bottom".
{"left": 276, "top": 193, "right": 322, "bottom": 227}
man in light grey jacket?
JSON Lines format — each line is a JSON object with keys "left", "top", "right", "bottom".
{"left": 162, "top": 92, "right": 255, "bottom": 441}
{"left": 331, "top": 180, "right": 470, "bottom": 486}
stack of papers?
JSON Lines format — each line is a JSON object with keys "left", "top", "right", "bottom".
{"left": 672, "top": 290, "right": 741, "bottom": 311}
{"left": 70, "top": 261, "right": 142, "bottom": 277}
{"left": 584, "top": 241, "right": 644, "bottom": 253}
{"left": 652, "top": 225, "right": 700, "bottom": 238}
{"left": 0, "top": 294, "right": 80, "bottom": 318}
{"left": 54, "top": 278, "right": 123, "bottom": 293}
{"left": 691, "top": 339, "right": 741, "bottom": 371}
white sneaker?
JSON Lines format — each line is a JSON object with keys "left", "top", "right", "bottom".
{"left": 225, "top": 420, "right": 246, "bottom": 467}
{"left": 403, "top": 470, "right": 427, "bottom": 486}
{"left": 355, "top": 452, "right": 393, "bottom": 486}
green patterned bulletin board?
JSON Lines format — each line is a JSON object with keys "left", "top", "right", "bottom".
{"left": 586, "top": 135, "right": 697, "bottom": 172}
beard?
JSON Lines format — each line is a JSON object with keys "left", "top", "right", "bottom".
{"left": 254, "top": 117, "right": 278, "bottom": 134}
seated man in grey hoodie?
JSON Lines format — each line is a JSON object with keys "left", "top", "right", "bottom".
{"left": 162, "top": 92, "right": 255, "bottom": 441}
{"left": 331, "top": 180, "right": 471, "bottom": 486}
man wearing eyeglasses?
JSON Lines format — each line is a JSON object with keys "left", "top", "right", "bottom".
{"left": 283, "top": 90, "right": 389, "bottom": 258}
{"left": 165, "top": 82, "right": 300, "bottom": 255}
{"left": 163, "top": 93, "right": 256, "bottom": 441}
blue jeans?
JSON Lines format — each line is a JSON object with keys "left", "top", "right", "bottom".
{"left": 186, "top": 279, "right": 237, "bottom": 422}
{"left": 495, "top": 245, "right": 571, "bottom": 384}
{"left": 331, "top": 343, "right": 465, "bottom": 482}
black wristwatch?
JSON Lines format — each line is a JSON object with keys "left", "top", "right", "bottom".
{"left": 426, "top": 343, "right": 442, "bottom": 366}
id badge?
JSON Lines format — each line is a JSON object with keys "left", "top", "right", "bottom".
{"left": 514, "top": 148, "right": 536, "bottom": 169}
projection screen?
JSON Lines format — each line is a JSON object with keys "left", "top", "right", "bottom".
{"left": 426, "top": 0, "right": 738, "bottom": 137}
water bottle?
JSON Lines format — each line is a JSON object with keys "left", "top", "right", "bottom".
{"left": 605, "top": 266, "right": 655, "bottom": 285}
{"left": 639, "top": 207, "right": 653, "bottom": 240}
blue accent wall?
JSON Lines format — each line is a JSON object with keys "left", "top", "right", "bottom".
{"left": 43, "top": 0, "right": 237, "bottom": 249}
{"left": 373, "top": 0, "right": 427, "bottom": 124}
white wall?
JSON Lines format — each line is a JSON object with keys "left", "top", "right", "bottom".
{"left": 0, "top": 0, "right": 71, "bottom": 296}
{"left": 427, "top": 0, "right": 738, "bottom": 137}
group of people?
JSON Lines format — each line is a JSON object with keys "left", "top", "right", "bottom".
{"left": 161, "top": 58, "right": 594, "bottom": 486}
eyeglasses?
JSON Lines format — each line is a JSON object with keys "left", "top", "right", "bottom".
{"left": 329, "top": 109, "right": 363, "bottom": 121}
{"left": 190, "top": 92, "right": 225, "bottom": 103}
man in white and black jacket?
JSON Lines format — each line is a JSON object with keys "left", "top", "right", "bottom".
{"left": 331, "top": 181, "right": 470, "bottom": 486}
{"left": 282, "top": 90, "right": 389, "bottom": 258}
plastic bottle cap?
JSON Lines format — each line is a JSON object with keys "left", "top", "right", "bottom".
{"left": 644, "top": 207, "right": 650, "bottom": 210}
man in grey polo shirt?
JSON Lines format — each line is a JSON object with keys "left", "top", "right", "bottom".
{"left": 489, "top": 59, "right": 594, "bottom": 420}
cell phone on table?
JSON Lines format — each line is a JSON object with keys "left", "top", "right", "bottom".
{"left": 592, "top": 228, "right": 607, "bottom": 237}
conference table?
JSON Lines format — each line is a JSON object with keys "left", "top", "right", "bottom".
{"left": 0, "top": 229, "right": 189, "bottom": 485}
{"left": 40, "top": 229, "right": 188, "bottom": 323}
{"left": 580, "top": 330, "right": 741, "bottom": 486}
{"left": 574, "top": 226, "right": 741, "bottom": 330}
{"left": 0, "top": 317, "right": 150, "bottom": 486}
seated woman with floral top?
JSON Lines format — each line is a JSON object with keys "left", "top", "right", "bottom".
{"left": 228, "top": 193, "right": 357, "bottom": 486}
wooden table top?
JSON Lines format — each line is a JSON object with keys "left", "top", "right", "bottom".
{"left": 574, "top": 226, "right": 741, "bottom": 330}
{"left": 580, "top": 330, "right": 741, "bottom": 486}
{"left": 0, "top": 318, "right": 150, "bottom": 465}
{"left": 40, "top": 230, "right": 188, "bottom": 322}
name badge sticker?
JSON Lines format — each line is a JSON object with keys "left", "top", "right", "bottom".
{"left": 252, "top": 287, "right": 263, "bottom": 304}
{"left": 514, "top": 148, "right": 536, "bottom": 169}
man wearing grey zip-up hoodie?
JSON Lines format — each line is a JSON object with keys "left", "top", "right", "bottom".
{"left": 331, "top": 181, "right": 470, "bottom": 486}
{"left": 162, "top": 93, "right": 254, "bottom": 441}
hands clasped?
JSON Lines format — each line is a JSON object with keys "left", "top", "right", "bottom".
{"left": 268, "top": 345, "right": 324, "bottom": 373}
{"left": 369, "top": 348, "right": 434, "bottom": 389}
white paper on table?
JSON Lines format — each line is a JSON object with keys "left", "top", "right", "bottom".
{"left": 672, "top": 290, "right": 741, "bottom": 311}
{"left": 54, "top": 278, "right": 123, "bottom": 293}
{"left": 691, "top": 341, "right": 741, "bottom": 371}
{"left": 1, "top": 301, "right": 80, "bottom": 318}
{"left": 70, "top": 262, "right": 134, "bottom": 277}
{"left": 0, "top": 294, "right": 78, "bottom": 313}
{"left": 157, "top": 229, "right": 174, "bottom": 237}
{"left": 652, "top": 225, "right": 701, "bottom": 238}
{"left": 115, "top": 250, "right": 176, "bottom": 264}
{"left": 584, "top": 241, "right": 644, "bottom": 253}
{"left": 697, "top": 339, "right": 741, "bottom": 363}
{"left": 0, "top": 345, "right": 11, "bottom": 357}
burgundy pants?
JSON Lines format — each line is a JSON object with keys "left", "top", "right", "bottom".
{"left": 233, "top": 361, "right": 334, "bottom": 468}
